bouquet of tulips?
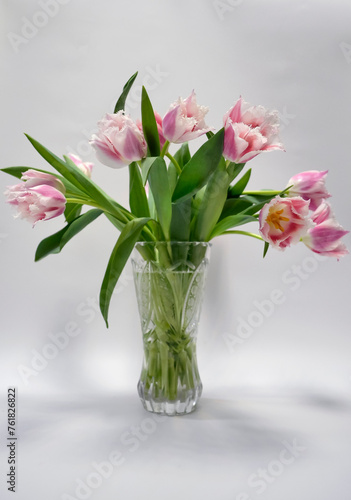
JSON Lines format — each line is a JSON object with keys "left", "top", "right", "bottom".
{"left": 2, "top": 72, "right": 349, "bottom": 328}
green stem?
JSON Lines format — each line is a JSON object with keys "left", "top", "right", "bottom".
{"left": 243, "top": 190, "right": 281, "bottom": 196}
{"left": 165, "top": 152, "right": 182, "bottom": 176}
{"left": 160, "top": 140, "right": 170, "bottom": 158}
{"left": 222, "top": 230, "right": 263, "bottom": 241}
{"left": 66, "top": 197, "right": 103, "bottom": 208}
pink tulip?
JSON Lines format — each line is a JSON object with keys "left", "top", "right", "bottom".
{"left": 136, "top": 111, "right": 166, "bottom": 149}
{"left": 21, "top": 169, "right": 65, "bottom": 191}
{"left": 302, "top": 202, "right": 349, "bottom": 258}
{"left": 287, "top": 170, "right": 330, "bottom": 211}
{"left": 223, "top": 97, "right": 284, "bottom": 163}
{"left": 67, "top": 153, "right": 93, "bottom": 178}
{"left": 90, "top": 112, "right": 147, "bottom": 169}
{"left": 162, "top": 90, "right": 213, "bottom": 143}
{"left": 259, "top": 196, "right": 312, "bottom": 250}
{"left": 5, "top": 170, "right": 66, "bottom": 226}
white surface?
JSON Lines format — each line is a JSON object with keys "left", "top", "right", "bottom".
{"left": 1, "top": 1, "right": 351, "bottom": 499}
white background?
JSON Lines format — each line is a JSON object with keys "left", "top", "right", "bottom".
{"left": 1, "top": 1, "right": 351, "bottom": 499}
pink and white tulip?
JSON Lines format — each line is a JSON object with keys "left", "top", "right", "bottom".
{"left": 223, "top": 97, "right": 284, "bottom": 163}
{"left": 5, "top": 170, "right": 66, "bottom": 226}
{"left": 287, "top": 170, "right": 330, "bottom": 211}
{"left": 90, "top": 112, "right": 147, "bottom": 169}
{"left": 67, "top": 154, "right": 93, "bottom": 178}
{"left": 259, "top": 196, "right": 312, "bottom": 250}
{"left": 302, "top": 202, "right": 349, "bottom": 258}
{"left": 136, "top": 111, "right": 166, "bottom": 149}
{"left": 162, "top": 90, "right": 213, "bottom": 144}
{"left": 21, "top": 169, "right": 65, "bottom": 191}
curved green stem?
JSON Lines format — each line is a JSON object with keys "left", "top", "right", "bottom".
{"left": 160, "top": 140, "right": 170, "bottom": 158}
{"left": 221, "top": 230, "right": 263, "bottom": 241}
{"left": 165, "top": 152, "right": 182, "bottom": 176}
{"left": 243, "top": 190, "right": 281, "bottom": 196}
{"left": 66, "top": 197, "right": 102, "bottom": 208}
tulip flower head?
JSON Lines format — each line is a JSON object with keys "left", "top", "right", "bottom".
{"left": 287, "top": 170, "right": 330, "bottom": 211}
{"left": 223, "top": 97, "right": 284, "bottom": 163}
{"left": 68, "top": 154, "right": 93, "bottom": 178}
{"left": 162, "top": 90, "right": 213, "bottom": 144}
{"left": 259, "top": 196, "right": 312, "bottom": 250}
{"left": 5, "top": 170, "right": 66, "bottom": 226}
{"left": 90, "top": 111, "right": 147, "bottom": 169}
{"left": 302, "top": 202, "right": 349, "bottom": 258}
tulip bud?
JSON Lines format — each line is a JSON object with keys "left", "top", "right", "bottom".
{"left": 67, "top": 154, "right": 93, "bottom": 178}
{"left": 302, "top": 202, "right": 349, "bottom": 258}
{"left": 162, "top": 90, "right": 213, "bottom": 144}
{"left": 223, "top": 97, "right": 284, "bottom": 163}
{"left": 5, "top": 170, "right": 66, "bottom": 226}
{"left": 287, "top": 170, "right": 330, "bottom": 211}
{"left": 90, "top": 111, "right": 147, "bottom": 169}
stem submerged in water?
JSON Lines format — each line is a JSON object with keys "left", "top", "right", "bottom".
{"left": 132, "top": 242, "right": 211, "bottom": 414}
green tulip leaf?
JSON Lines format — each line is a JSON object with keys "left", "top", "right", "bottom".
{"left": 172, "top": 128, "right": 224, "bottom": 203}
{"left": 192, "top": 167, "right": 230, "bottom": 241}
{"left": 228, "top": 168, "right": 252, "bottom": 197}
{"left": 210, "top": 214, "right": 258, "bottom": 240}
{"left": 23, "top": 136, "right": 132, "bottom": 224}
{"left": 35, "top": 209, "right": 103, "bottom": 261}
{"left": 219, "top": 198, "right": 252, "bottom": 221}
{"left": 173, "top": 142, "right": 191, "bottom": 170}
{"left": 99, "top": 217, "right": 152, "bottom": 328}
{"left": 114, "top": 71, "right": 138, "bottom": 113}
{"left": 147, "top": 157, "right": 172, "bottom": 240}
{"left": 64, "top": 203, "right": 82, "bottom": 223}
{"left": 170, "top": 199, "right": 192, "bottom": 241}
{"left": 129, "top": 162, "right": 150, "bottom": 217}
{"left": 227, "top": 162, "right": 246, "bottom": 182}
{"left": 141, "top": 157, "right": 158, "bottom": 185}
{"left": 263, "top": 241, "right": 270, "bottom": 258}
{"left": 141, "top": 86, "right": 160, "bottom": 156}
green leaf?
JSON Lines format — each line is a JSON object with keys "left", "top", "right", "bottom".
{"left": 23, "top": 137, "right": 132, "bottom": 223}
{"left": 141, "top": 157, "right": 157, "bottom": 185}
{"left": 210, "top": 214, "right": 258, "bottom": 239}
{"left": 141, "top": 86, "right": 160, "bottom": 156}
{"left": 129, "top": 162, "right": 150, "bottom": 217}
{"left": 167, "top": 162, "right": 178, "bottom": 194}
{"left": 192, "top": 167, "right": 230, "bottom": 241}
{"left": 114, "top": 71, "right": 138, "bottom": 113}
{"left": 148, "top": 157, "right": 172, "bottom": 239}
{"left": 227, "top": 162, "right": 245, "bottom": 182}
{"left": 104, "top": 213, "right": 126, "bottom": 232}
{"left": 64, "top": 203, "right": 82, "bottom": 223}
{"left": 24, "top": 135, "right": 89, "bottom": 193}
{"left": 172, "top": 128, "right": 224, "bottom": 203}
{"left": 173, "top": 143, "right": 191, "bottom": 170}
{"left": 228, "top": 168, "right": 252, "bottom": 197}
{"left": 35, "top": 209, "right": 103, "bottom": 261}
{"left": 100, "top": 217, "right": 151, "bottom": 327}
{"left": 219, "top": 198, "right": 252, "bottom": 221}
{"left": 240, "top": 195, "right": 278, "bottom": 216}
{"left": 170, "top": 200, "right": 192, "bottom": 241}
{"left": 263, "top": 241, "right": 269, "bottom": 258}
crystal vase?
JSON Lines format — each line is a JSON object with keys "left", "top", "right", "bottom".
{"left": 131, "top": 241, "right": 211, "bottom": 416}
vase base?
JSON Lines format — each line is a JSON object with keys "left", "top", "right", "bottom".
{"left": 138, "top": 383, "right": 202, "bottom": 416}
{"left": 140, "top": 398, "right": 197, "bottom": 416}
